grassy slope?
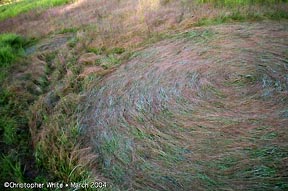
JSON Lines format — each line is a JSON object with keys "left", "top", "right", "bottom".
{"left": 0, "top": 0, "right": 287, "bottom": 190}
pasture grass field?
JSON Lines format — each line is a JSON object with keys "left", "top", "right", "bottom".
{"left": 0, "top": 0, "right": 287, "bottom": 190}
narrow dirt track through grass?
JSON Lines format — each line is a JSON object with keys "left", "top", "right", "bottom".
{"left": 80, "top": 21, "right": 288, "bottom": 190}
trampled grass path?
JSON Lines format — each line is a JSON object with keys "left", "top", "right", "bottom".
{"left": 80, "top": 21, "right": 288, "bottom": 190}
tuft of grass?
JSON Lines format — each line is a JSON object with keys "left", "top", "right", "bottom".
{"left": 87, "top": 47, "right": 106, "bottom": 55}
{"left": 67, "top": 36, "right": 78, "bottom": 48}
{"left": 0, "top": 33, "right": 28, "bottom": 81}
{"left": 109, "top": 47, "right": 125, "bottom": 55}
{"left": 0, "top": 33, "right": 26, "bottom": 63}
{"left": 56, "top": 27, "right": 78, "bottom": 35}
{"left": 1, "top": 117, "right": 17, "bottom": 145}
{"left": 87, "top": 47, "right": 125, "bottom": 56}
{"left": 0, "top": 0, "right": 75, "bottom": 21}
{"left": 100, "top": 54, "right": 121, "bottom": 69}
{"left": 0, "top": 154, "right": 25, "bottom": 183}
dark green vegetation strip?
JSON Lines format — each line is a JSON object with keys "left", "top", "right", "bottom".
{"left": 0, "top": 33, "right": 33, "bottom": 183}
{"left": 0, "top": 33, "right": 27, "bottom": 80}
{"left": 198, "top": 0, "right": 288, "bottom": 6}
{"left": 195, "top": 12, "right": 288, "bottom": 27}
{"left": 0, "top": 0, "right": 74, "bottom": 21}
{"left": 196, "top": 0, "right": 288, "bottom": 26}
{"left": 0, "top": 32, "right": 98, "bottom": 187}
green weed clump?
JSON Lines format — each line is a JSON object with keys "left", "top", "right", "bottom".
{"left": 0, "top": 33, "right": 25, "bottom": 66}
{"left": 0, "top": 0, "right": 74, "bottom": 21}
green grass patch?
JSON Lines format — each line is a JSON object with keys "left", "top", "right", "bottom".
{"left": 198, "top": 0, "right": 288, "bottom": 7}
{"left": 196, "top": 173, "right": 217, "bottom": 187}
{"left": 0, "top": 0, "right": 74, "bottom": 21}
{"left": 100, "top": 54, "right": 121, "bottom": 69}
{"left": 0, "top": 154, "right": 25, "bottom": 183}
{"left": 0, "top": 33, "right": 51, "bottom": 184}
{"left": 195, "top": 13, "right": 262, "bottom": 26}
{"left": 180, "top": 29, "right": 215, "bottom": 41}
{"left": 248, "top": 145, "right": 288, "bottom": 159}
{"left": 87, "top": 47, "right": 106, "bottom": 55}
{"left": 0, "top": 33, "right": 26, "bottom": 63}
{"left": 56, "top": 27, "right": 78, "bottom": 34}
{"left": 0, "top": 33, "right": 28, "bottom": 81}
{"left": 195, "top": 0, "right": 288, "bottom": 26}
{"left": 1, "top": 117, "right": 17, "bottom": 145}
{"left": 109, "top": 47, "right": 125, "bottom": 55}
{"left": 195, "top": 11, "right": 288, "bottom": 27}
{"left": 224, "top": 74, "right": 258, "bottom": 87}
{"left": 31, "top": 94, "right": 95, "bottom": 183}
{"left": 0, "top": 33, "right": 29, "bottom": 147}
{"left": 67, "top": 36, "right": 78, "bottom": 48}
{"left": 199, "top": 84, "right": 227, "bottom": 98}
{"left": 87, "top": 47, "right": 125, "bottom": 55}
